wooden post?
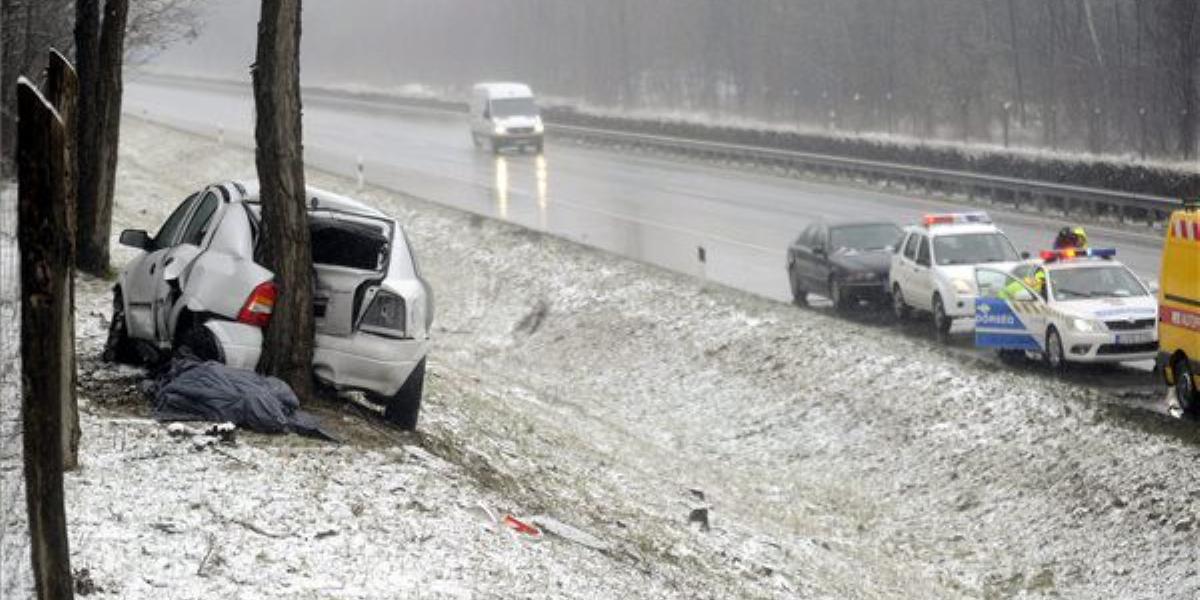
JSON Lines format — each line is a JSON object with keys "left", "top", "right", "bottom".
{"left": 16, "top": 77, "right": 76, "bottom": 599}
{"left": 45, "top": 49, "right": 80, "bottom": 472}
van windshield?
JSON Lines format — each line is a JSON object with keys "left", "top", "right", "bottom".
{"left": 490, "top": 97, "right": 538, "bottom": 118}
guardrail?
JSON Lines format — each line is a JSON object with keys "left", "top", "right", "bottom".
{"left": 545, "top": 124, "right": 1180, "bottom": 228}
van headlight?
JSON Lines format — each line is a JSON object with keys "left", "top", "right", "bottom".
{"left": 1069, "top": 317, "right": 1102, "bottom": 333}
{"left": 360, "top": 291, "right": 407, "bottom": 337}
{"left": 494, "top": 124, "right": 506, "bottom": 135}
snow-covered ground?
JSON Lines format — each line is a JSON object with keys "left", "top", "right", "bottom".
{"left": 2, "top": 117, "right": 1198, "bottom": 598}
{"left": 0, "top": 183, "right": 30, "bottom": 597}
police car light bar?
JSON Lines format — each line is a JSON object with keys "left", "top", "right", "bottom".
{"left": 923, "top": 212, "right": 992, "bottom": 227}
{"left": 1039, "top": 247, "right": 1116, "bottom": 261}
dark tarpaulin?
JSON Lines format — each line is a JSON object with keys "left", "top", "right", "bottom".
{"left": 151, "top": 358, "right": 333, "bottom": 440}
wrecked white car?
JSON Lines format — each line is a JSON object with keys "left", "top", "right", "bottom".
{"left": 105, "top": 180, "right": 432, "bottom": 429}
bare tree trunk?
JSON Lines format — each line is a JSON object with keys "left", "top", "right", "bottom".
{"left": 253, "top": 0, "right": 314, "bottom": 402}
{"left": 45, "top": 49, "right": 80, "bottom": 471}
{"left": 1006, "top": 0, "right": 1027, "bottom": 126}
{"left": 1174, "top": 0, "right": 1198, "bottom": 160}
{"left": 17, "top": 78, "right": 76, "bottom": 600}
{"left": 74, "top": 0, "right": 100, "bottom": 270}
{"left": 76, "top": 0, "right": 128, "bottom": 277}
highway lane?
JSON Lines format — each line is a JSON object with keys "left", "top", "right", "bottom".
{"left": 124, "top": 75, "right": 1166, "bottom": 305}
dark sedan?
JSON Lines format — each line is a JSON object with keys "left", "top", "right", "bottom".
{"left": 787, "top": 220, "right": 903, "bottom": 310}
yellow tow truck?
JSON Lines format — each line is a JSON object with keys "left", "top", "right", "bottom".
{"left": 1158, "top": 199, "right": 1200, "bottom": 416}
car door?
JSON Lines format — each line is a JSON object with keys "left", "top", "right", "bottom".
{"left": 151, "top": 190, "right": 222, "bottom": 343}
{"left": 811, "top": 224, "right": 834, "bottom": 295}
{"left": 123, "top": 192, "right": 198, "bottom": 340}
{"left": 892, "top": 231, "right": 916, "bottom": 293}
{"left": 974, "top": 267, "right": 1043, "bottom": 352}
{"left": 788, "top": 225, "right": 816, "bottom": 293}
{"left": 909, "top": 234, "right": 934, "bottom": 310}
{"left": 797, "top": 224, "right": 829, "bottom": 294}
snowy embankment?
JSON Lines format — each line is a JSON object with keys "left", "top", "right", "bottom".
{"left": 2, "top": 116, "right": 1198, "bottom": 598}
{"left": 0, "top": 183, "right": 31, "bottom": 597}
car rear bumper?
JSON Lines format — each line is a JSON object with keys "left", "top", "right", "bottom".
{"left": 205, "top": 321, "right": 428, "bottom": 397}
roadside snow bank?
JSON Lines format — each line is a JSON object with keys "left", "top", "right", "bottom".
{"left": 104, "top": 116, "right": 1200, "bottom": 599}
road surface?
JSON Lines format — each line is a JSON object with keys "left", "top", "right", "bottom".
{"left": 124, "top": 75, "right": 1166, "bottom": 306}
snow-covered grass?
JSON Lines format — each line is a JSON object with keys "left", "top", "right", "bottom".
{"left": 3, "top": 115, "right": 1198, "bottom": 599}
{"left": 0, "top": 182, "right": 29, "bottom": 597}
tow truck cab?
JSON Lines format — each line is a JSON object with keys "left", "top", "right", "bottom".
{"left": 1158, "top": 203, "right": 1200, "bottom": 415}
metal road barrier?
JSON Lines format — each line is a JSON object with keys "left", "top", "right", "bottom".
{"left": 544, "top": 123, "right": 1180, "bottom": 228}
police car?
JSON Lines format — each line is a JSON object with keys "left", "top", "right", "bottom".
{"left": 891, "top": 212, "right": 1023, "bottom": 340}
{"left": 974, "top": 248, "right": 1159, "bottom": 370}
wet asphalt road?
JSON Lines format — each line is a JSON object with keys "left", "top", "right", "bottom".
{"left": 123, "top": 74, "right": 1165, "bottom": 392}
{"left": 124, "top": 74, "right": 1166, "bottom": 305}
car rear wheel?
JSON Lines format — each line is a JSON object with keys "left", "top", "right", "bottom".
{"left": 178, "top": 323, "right": 223, "bottom": 363}
{"left": 1044, "top": 327, "right": 1067, "bottom": 374}
{"left": 103, "top": 288, "right": 138, "bottom": 364}
{"left": 892, "top": 285, "right": 910, "bottom": 321}
{"left": 932, "top": 295, "right": 951, "bottom": 342}
{"left": 1174, "top": 356, "right": 1199, "bottom": 418}
{"left": 382, "top": 358, "right": 425, "bottom": 431}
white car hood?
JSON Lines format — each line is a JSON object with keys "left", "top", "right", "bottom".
{"left": 1055, "top": 296, "right": 1158, "bottom": 322}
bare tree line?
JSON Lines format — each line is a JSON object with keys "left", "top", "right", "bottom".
{"left": 325, "top": 0, "right": 1198, "bottom": 161}
{"left": 1, "top": 0, "right": 202, "bottom": 180}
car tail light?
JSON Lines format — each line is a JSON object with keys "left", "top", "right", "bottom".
{"left": 238, "top": 281, "right": 277, "bottom": 328}
{"left": 359, "top": 290, "right": 406, "bottom": 337}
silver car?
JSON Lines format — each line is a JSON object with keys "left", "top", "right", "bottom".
{"left": 106, "top": 180, "right": 432, "bottom": 429}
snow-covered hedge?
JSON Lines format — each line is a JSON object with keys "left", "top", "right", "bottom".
{"left": 299, "top": 77, "right": 1200, "bottom": 200}
{"left": 542, "top": 106, "right": 1200, "bottom": 200}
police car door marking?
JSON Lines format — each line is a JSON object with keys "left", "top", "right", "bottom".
{"left": 976, "top": 298, "right": 1041, "bottom": 351}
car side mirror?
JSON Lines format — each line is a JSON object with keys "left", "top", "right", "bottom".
{"left": 1021, "top": 251, "right": 1031, "bottom": 259}
{"left": 119, "top": 229, "right": 154, "bottom": 251}
{"left": 812, "top": 245, "right": 825, "bottom": 257}
{"left": 1148, "top": 279, "right": 1160, "bottom": 294}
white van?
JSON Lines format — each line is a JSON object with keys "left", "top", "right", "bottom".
{"left": 470, "top": 82, "right": 544, "bottom": 154}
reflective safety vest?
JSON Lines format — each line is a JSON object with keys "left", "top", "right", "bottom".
{"left": 998, "top": 279, "right": 1027, "bottom": 300}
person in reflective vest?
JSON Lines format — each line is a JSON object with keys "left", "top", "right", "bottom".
{"left": 1053, "top": 226, "right": 1089, "bottom": 250}
{"left": 999, "top": 270, "right": 1045, "bottom": 300}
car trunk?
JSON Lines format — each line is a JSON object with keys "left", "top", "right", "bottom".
{"left": 308, "top": 214, "right": 391, "bottom": 337}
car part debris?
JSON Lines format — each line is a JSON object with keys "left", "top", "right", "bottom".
{"left": 530, "top": 516, "right": 609, "bottom": 552}
{"left": 502, "top": 514, "right": 542, "bottom": 539}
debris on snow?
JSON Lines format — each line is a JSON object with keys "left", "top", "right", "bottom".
{"left": 530, "top": 516, "right": 610, "bottom": 553}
